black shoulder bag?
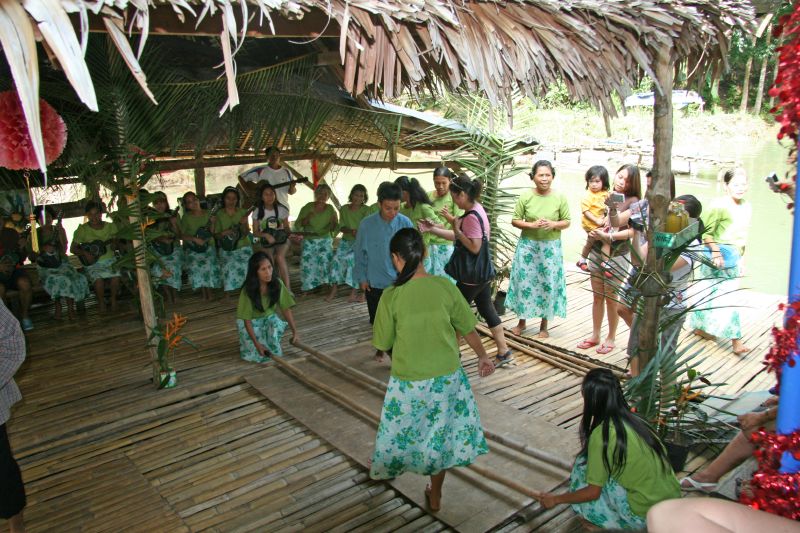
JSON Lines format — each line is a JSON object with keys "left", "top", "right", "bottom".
{"left": 444, "top": 210, "right": 495, "bottom": 284}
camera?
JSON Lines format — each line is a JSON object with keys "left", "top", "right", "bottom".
{"left": 765, "top": 172, "right": 780, "bottom": 192}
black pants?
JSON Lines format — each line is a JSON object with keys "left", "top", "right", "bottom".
{"left": 457, "top": 281, "right": 502, "bottom": 329}
{"left": 0, "top": 423, "right": 26, "bottom": 519}
{"left": 365, "top": 286, "right": 385, "bottom": 324}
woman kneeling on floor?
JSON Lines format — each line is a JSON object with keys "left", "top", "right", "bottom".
{"left": 236, "top": 251, "right": 299, "bottom": 363}
{"left": 369, "top": 228, "right": 495, "bottom": 512}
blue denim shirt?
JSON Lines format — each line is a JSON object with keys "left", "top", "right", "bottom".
{"left": 353, "top": 212, "right": 414, "bottom": 289}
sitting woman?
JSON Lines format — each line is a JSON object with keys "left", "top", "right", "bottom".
{"left": 148, "top": 192, "right": 182, "bottom": 304}
{"left": 214, "top": 186, "right": 253, "bottom": 294}
{"left": 370, "top": 228, "right": 495, "bottom": 512}
{"left": 293, "top": 184, "right": 338, "bottom": 294}
{"left": 31, "top": 206, "right": 89, "bottom": 319}
{"left": 71, "top": 201, "right": 120, "bottom": 313}
{"left": 534, "top": 368, "right": 680, "bottom": 530}
{"left": 179, "top": 191, "right": 221, "bottom": 301}
{"left": 236, "top": 251, "right": 299, "bottom": 363}
{"left": 329, "top": 184, "right": 370, "bottom": 302}
{"left": 252, "top": 183, "right": 291, "bottom": 290}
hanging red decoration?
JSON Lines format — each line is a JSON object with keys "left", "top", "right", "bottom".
{"left": 770, "top": 2, "right": 800, "bottom": 141}
{"left": 0, "top": 90, "right": 67, "bottom": 171}
{"left": 312, "top": 159, "right": 320, "bottom": 188}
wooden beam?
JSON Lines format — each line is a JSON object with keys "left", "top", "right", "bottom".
{"left": 156, "top": 151, "right": 322, "bottom": 172}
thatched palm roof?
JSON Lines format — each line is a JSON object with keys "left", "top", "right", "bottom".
{"left": 1, "top": 0, "right": 752, "bottom": 176}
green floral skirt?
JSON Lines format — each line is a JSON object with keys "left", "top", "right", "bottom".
{"left": 300, "top": 237, "right": 332, "bottom": 291}
{"left": 219, "top": 246, "right": 253, "bottom": 291}
{"left": 38, "top": 261, "right": 90, "bottom": 301}
{"left": 83, "top": 257, "right": 120, "bottom": 284}
{"left": 505, "top": 238, "right": 567, "bottom": 321}
{"left": 151, "top": 248, "right": 183, "bottom": 290}
{"left": 569, "top": 456, "right": 646, "bottom": 530}
{"left": 330, "top": 239, "right": 357, "bottom": 288}
{"left": 427, "top": 243, "right": 456, "bottom": 283}
{"left": 236, "top": 314, "right": 287, "bottom": 363}
{"left": 687, "top": 261, "right": 742, "bottom": 339}
{"left": 370, "top": 366, "right": 488, "bottom": 479}
{"left": 184, "top": 247, "right": 221, "bottom": 290}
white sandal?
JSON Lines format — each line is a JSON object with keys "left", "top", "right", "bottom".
{"left": 680, "top": 475, "right": 717, "bottom": 493}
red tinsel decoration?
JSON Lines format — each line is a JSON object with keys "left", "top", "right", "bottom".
{"left": 770, "top": 2, "right": 800, "bottom": 141}
{"left": 0, "top": 90, "right": 67, "bottom": 171}
{"left": 742, "top": 300, "right": 800, "bottom": 519}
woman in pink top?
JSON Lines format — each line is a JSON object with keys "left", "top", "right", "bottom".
{"left": 419, "top": 174, "right": 513, "bottom": 366}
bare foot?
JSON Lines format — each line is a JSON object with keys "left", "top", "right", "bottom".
{"left": 732, "top": 340, "right": 751, "bottom": 356}
{"left": 374, "top": 350, "right": 388, "bottom": 363}
{"left": 425, "top": 485, "right": 441, "bottom": 512}
{"left": 347, "top": 292, "right": 359, "bottom": 303}
{"left": 693, "top": 328, "right": 717, "bottom": 341}
{"left": 536, "top": 330, "right": 549, "bottom": 339}
{"left": 357, "top": 294, "right": 366, "bottom": 303}
{"left": 324, "top": 292, "right": 335, "bottom": 302}
{"left": 510, "top": 323, "right": 525, "bottom": 336}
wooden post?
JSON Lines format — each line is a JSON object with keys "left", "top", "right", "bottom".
{"left": 637, "top": 48, "right": 674, "bottom": 371}
{"left": 739, "top": 30, "right": 758, "bottom": 114}
{"left": 754, "top": 16, "right": 774, "bottom": 114}
{"left": 194, "top": 163, "right": 206, "bottom": 198}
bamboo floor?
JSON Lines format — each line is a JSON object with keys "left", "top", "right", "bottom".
{"left": 1, "top": 265, "right": 784, "bottom": 532}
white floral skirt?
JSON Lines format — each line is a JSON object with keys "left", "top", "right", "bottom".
{"left": 570, "top": 456, "right": 646, "bottom": 529}
{"left": 300, "top": 237, "right": 332, "bottom": 291}
{"left": 38, "top": 261, "right": 90, "bottom": 301}
{"left": 330, "top": 239, "right": 357, "bottom": 288}
{"left": 184, "top": 247, "right": 221, "bottom": 290}
{"left": 370, "top": 367, "right": 488, "bottom": 479}
{"left": 237, "top": 314, "right": 287, "bottom": 363}
{"left": 688, "top": 261, "right": 742, "bottom": 339}
{"left": 83, "top": 257, "right": 120, "bottom": 284}
{"left": 151, "top": 248, "right": 183, "bottom": 290}
{"left": 505, "top": 238, "right": 567, "bottom": 320}
{"left": 427, "top": 243, "right": 456, "bottom": 282}
{"left": 219, "top": 246, "right": 253, "bottom": 291}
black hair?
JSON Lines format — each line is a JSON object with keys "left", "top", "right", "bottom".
{"left": 34, "top": 205, "right": 57, "bottom": 220}
{"left": 616, "top": 164, "right": 642, "bottom": 200}
{"left": 243, "top": 251, "right": 281, "bottom": 312}
{"left": 675, "top": 194, "right": 705, "bottom": 242}
{"left": 394, "top": 176, "right": 432, "bottom": 208}
{"left": 315, "top": 183, "right": 332, "bottom": 197}
{"left": 433, "top": 166, "right": 453, "bottom": 179}
{"left": 390, "top": 228, "right": 426, "bottom": 286}
{"left": 84, "top": 201, "right": 104, "bottom": 214}
{"left": 255, "top": 183, "right": 284, "bottom": 220}
{"left": 377, "top": 182, "right": 403, "bottom": 203}
{"left": 348, "top": 184, "right": 368, "bottom": 204}
{"left": 181, "top": 191, "right": 197, "bottom": 205}
{"left": 585, "top": 165, "right": 610, "bottom": 191}
{"left": 720, "top": 168, "right": 746, "bottom": 185}
{"left": 645, "top": 170, "right": 676, "bottom": 200}
{"left": 580, "top": 369, "right": 670, "bottom": 477}
{"left": 449, "top": 174, "right": 482, "bottom": 202}
{"left": 531, "top": 160, "right": 556, "bottom": 178}
{"left": 265, "top": 146, "right": 280, "bottom": 156}
{"left": 222, "top": 186, "right": 240, "bottom": 207}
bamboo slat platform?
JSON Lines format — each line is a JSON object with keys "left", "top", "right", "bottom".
{"left": 1, "top": 264, "right": 784, "bottom": 532}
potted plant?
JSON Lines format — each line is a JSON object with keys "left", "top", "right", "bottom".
{"left": 148, "top": 312, "right": 194, "bottom": 389}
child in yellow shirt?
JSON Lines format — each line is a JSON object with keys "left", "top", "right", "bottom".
{"left": 577, "top": 166, "right": 610, "bottom": 272}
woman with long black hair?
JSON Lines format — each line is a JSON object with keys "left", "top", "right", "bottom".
{"left": 534, "top": 368, "right": 679, "bottom": 529}
{"left": 236, "top": 251, "right": 299, "bottom": 363}
{"left": 370, "top": 228, "right": 494, "bottom": 512}
{"left": 395, "top": 175, "right": 437, "bottom": 271}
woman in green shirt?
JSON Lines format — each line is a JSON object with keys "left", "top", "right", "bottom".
{"left": 395, "top": 176, "right": 437, "bottom": 272}
{"left": 179, "top": 191, "right": 221, "bottom": 301}
{"left": 370, "top": 228, "right": 495, "bottom": 512}
{"left": 688, "top": 168, "right": 752, "bottom": 355}
{"left": 147, "top": 192, "right": 182, "bottom": 304}
{"left": 427, "top": 166, "right": 462, "bottom": 281}
{"left": 293, "top": 184, "right": 338, "bottom": 294}
{"left": 214, "top": 186, "right": 253, "bottom": 294}
{"left": 32, "top": 206, "right": 89, "bottom": 319}
{"left": 534, "top": 368, "right": 680, "bottom": 529}
{"left": 236, "top": 251, "right": 299, "bottom": 363}
{"left": 506, "top": 160, "right": 571, "bottom": 338}
{"left": 328, "top": 184, "right": 370, "bottom": 302}
{"left": 71, "top": 201, "right": 120, "bottom": 313}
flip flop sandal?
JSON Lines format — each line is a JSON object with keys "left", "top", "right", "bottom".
{"left": 495, "top": 350, "right": 514, "bottom": 367}
{"left": 596, "top": 343, "right": 615, "bottom": 355}
{"left": 680, "top": 475, "right": 717, "bottom": 493}
{"left": 577, "top": 339, "right": 600, "bottom": 350}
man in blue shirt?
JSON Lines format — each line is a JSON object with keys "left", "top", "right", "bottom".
{"left": 354, "top": 182, "right": 413, "bottom": 361}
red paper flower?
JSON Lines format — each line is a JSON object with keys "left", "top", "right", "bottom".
{"left": 0, "top": 90, "right": 67, "bottom": 171}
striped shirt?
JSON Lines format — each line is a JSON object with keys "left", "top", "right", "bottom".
{"left": 0, "top": 300, "right": 24, "bottom": 425}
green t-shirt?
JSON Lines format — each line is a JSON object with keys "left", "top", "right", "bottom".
{"left": 373, "top": 276, "right": 478, "bottom": 381}
{"left": 368, "top": 202, "right": 380, "bottom": 215}
{"left": 179, "top": 212, "right": 215, "bottom": 247}
{"left": 236, "top": 280, "right": 296, "bottom": 320}
{"left": 338, "top": 205, "right": 371, "bottom": 241}
{"left": 215, "top": 208, "right": 250, "bottom": 249}
{"left": 294, "top": 203, "right": 336, "bottom": 239}
{"left": 512, "top": 191, "right": 571, "bottom": 241}
{"left": 702, "top": 197, "right": 752, "bottom": 255}
{"left": 428, "top": 191, "right": 463, "bottom": 245}
{"left": 400, "top": 202, "right": 437, "bottom": 244}
{"left": 73, "top": 222, "right": 117, "bottom": 261}
{"left": 586, "top": 423, "right": 680, "bottom": 517}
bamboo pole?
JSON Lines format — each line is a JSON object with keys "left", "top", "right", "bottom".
{"left": 289, "top": 341, "right": 572, "bottom": 472}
